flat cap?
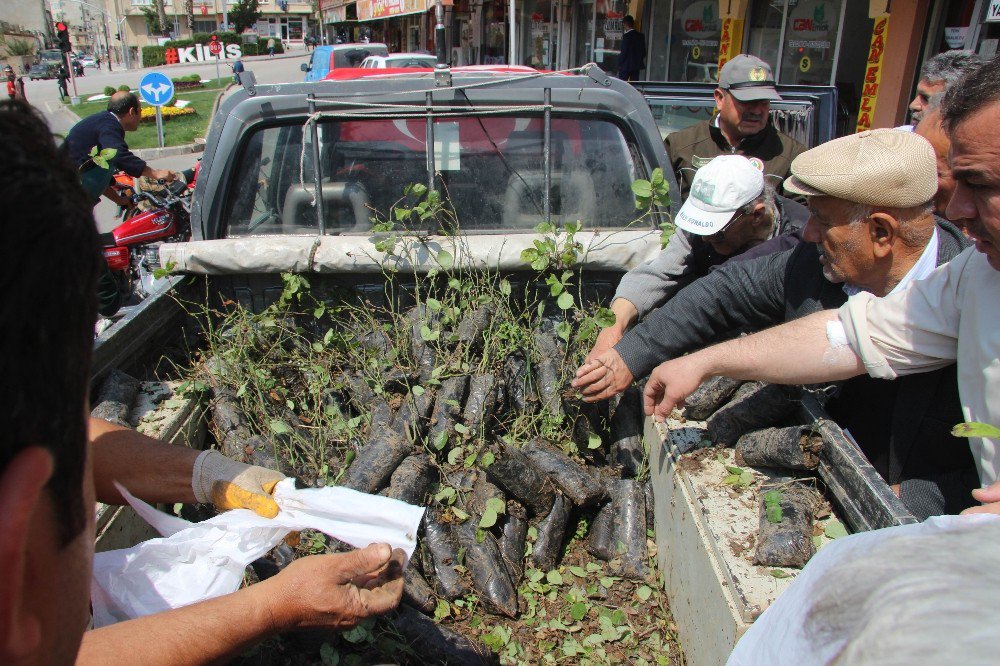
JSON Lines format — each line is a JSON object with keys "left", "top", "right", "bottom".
{"left": 783, "top": 129, "right": 937, "bottom": 208}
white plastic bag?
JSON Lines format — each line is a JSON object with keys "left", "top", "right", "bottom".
{"left": 91, "top": 479, "right": 424, "bottom": 627}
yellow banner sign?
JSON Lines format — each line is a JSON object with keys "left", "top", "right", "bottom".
{"left": 856, "top": 15, "right": 889, "bottom": 132}
{"left": 357, "top": 0, "right": 428, "bottom": 21}
{"left": 716, "top": 18, "right": 744, "bottom": 75}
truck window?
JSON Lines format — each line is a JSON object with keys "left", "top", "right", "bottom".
{"left": 224, "top": 115, "right": 644, "bottom": 237}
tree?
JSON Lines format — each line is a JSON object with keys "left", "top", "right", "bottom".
{"left": 228, "top": 0, "right": 262, "bottom": 34}
{"left": 154, "top": 0, "right": 169, "bottom": 36}
{"left": 185, "top": 0, "right": 194, "bottom": 32}
{"left": 140, "top": 6, "right": 164, "bottom": 35}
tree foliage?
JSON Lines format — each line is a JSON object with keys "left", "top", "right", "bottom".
{"left": 229, "top": 0, "right": 263, "bottom": 34}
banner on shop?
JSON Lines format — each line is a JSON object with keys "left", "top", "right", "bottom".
{"left": 357, "top": 0, "right": 427, "bottom": 21}
{"left": 716, "top": 18, "right": 744, "bottom": 75}
{"left": 855, "top": 15, "right": 889, "bottom": 132}
{"left": 167, "top": 43, "right": 243, "bottom": 64}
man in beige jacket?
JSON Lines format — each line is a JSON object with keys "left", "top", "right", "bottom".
{"left": 642, "top": 56, "right": 1000, "bottom": 515}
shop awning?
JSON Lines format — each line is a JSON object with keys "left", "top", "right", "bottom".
{"left": 356, "top": 0, "right": 428, "bottom": 22}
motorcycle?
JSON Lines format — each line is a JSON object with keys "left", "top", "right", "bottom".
{"left": 100, "top": 164, "right": 197, "bottom": 303}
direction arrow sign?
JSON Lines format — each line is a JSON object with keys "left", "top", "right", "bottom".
{"left": 139, "top": 71, "right": 174, "bottom": 107}
{"left": 209, "top": 41, "right": 222, "bottom": 55}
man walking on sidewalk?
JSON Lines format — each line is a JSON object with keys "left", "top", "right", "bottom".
{"left": 267, "top": 37, "right": 276, "bottom": 57}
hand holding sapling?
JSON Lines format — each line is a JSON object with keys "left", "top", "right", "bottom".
{"left": 572, "top": 348, "right": 634, "bottom": 402}
{"left": 262, "top": 543, "right": 405, "bottom": 631}
{"left": 643, "top": 355, "right": 708, "bottom": 422}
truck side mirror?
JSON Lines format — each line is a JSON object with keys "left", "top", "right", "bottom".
{"left": 300, "top": 62, "right": 309, "bottom": 72}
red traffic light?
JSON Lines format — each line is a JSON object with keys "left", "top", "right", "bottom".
{"left": 56, "top": 21, "right": 68, "bottom": 31}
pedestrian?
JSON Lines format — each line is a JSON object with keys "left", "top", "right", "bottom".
{"left": 617, "top": 15, "right": 645, "bottom": 82}
{"left": 57, "top": 65, "right": 69, "bottom": 100}
{"left": 232, "top": 58, "right": 244, "bottom": 86}
{"left": 665, "top": 54, "right": 807, "bottom": 201}
{"left": 908, "top": 50, "right": 985, "bottom": 125}
{"left": 14, "top": 76, "right": 25, "bottom": 103}
{"left": 5, "top": 68, "right": 14, "bottom": 101}
{"left": 267, "top": 37, "right": 275, "bottom": 57}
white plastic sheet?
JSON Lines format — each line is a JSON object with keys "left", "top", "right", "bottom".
{"left": 91, "top": 479, "right": 424, "bottom": 628}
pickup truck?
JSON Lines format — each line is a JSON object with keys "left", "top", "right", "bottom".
{"left": 93, "top": 66, "right": 912, "bottom": 665}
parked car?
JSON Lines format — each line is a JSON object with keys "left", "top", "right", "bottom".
{"left": 79, "top": 55, "right": 98, "bottom": 68}
{"left": 300, "top": 43, "right": 388, "bottom": 81}
{"left": 28, "top": 62, "right": 57, "bottom": 80}
{"left": 360, "top": 53, "right": 437, "bottom": 69}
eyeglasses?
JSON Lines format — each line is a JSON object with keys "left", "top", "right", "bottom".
{"left": 708, "top": 204, "right": 755, "bottom": 238}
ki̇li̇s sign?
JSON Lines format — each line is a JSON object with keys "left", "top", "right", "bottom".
{"left": 166, "top": 42, "right": 242, "bottom": 64}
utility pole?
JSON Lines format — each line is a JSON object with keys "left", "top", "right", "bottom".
{"left": 434, "top": 0, "right": 445, "bottom": 65}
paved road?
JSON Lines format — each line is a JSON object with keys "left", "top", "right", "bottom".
{"left": 24, "top": 48, "right": 311, "bottom": 232}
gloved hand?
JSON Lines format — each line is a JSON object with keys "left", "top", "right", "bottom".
{"left": 192, "top": 449, "right": 285, "bottom": 518}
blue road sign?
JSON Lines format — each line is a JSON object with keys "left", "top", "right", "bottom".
{"left": 139, "top": 71, "right": 174, "bottom": 107}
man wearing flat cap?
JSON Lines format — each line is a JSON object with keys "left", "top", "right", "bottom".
{"left": 666, "top": 54, "right": 807, "bottom": 201}
{"left": 623, "top": 129, "right": 977, "bottom": 518}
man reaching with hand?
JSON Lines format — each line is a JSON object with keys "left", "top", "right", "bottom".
{"left": 0, "top": 100, "right": 405, "bottom": 666}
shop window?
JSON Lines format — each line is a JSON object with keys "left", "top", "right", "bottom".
{"left": 779, "top": 0, "right": 843, "bottom": 86}
{"left": 667, "top": 0, "right": 723, "bottom": 82}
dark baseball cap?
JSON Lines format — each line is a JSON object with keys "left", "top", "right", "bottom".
{"left": 718, "top": 54, "right": 782, "bottom": 102}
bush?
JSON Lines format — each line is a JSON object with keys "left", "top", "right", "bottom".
{"left": 104, "top": 85, "right": 116, "bottom": 96}
{"left": 242, "top": 43, "right": 259, "bottom": 56}
{"left": 117, "top": 84, "right": 131, "bottom": 92}
{"left": 141, "top": 46, "right": 166, "bottom": 67}
{"left": 165, "top": 38, "right": 194, "bottom": 48}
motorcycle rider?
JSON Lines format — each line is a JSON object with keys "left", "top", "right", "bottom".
{"left": 65, "top": 92, "right": 177, "bottom": 207}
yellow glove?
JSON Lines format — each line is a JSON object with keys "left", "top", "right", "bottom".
{"left": 191, "top": 450, "right": 285, "bottom": 518}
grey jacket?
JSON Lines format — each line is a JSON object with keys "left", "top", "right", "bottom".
{"left": 614, "top": 195, "right": 808, "bottom": 319}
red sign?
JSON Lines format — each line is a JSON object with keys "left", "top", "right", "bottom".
{"left": 201, "top": 5, "right": 208, "bottom": 14}
{"left": 209, "top": 41, "right": 222, "bottom": 55}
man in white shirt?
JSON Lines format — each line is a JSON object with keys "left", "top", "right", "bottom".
{"left": 642, "top": 56, "right": 1000, "bottom": 514}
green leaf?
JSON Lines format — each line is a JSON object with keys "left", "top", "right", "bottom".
{"left": 454, "top": 423, "right": 469, "bottom": 435}
{"left": 433, "top": 430, "right": 449, "bottom": 451}
{"left": 587, "top": 433, "right": 603, "bottom": 449}
{"left": 320, "top": 643, "right": 340, "bottom": 666}
{"left": 569, "top": 566, "right": 587, "bottom": 578}
{"left": 555, "top": 320, "right": 572, "bottom": 343}
{"left": 436, "top": 250, "right": 454, "bottom": 269}
{"left": 725, "top": 465, "right": 744, "bottom": 475}
{"left": 952, "top": 421, "right": 1000, "bottom": 439}
{"left": 499, "top": 279, "right": 512, "bottom": 297}
{"left": 452, "top": 507, "right": 469, "bottom": 521}
{"left": 738, "top": 470, "right": 754, "bottom": 486}
{"left": 570, "top": 602, "right": 588, "bottom": 621}
{"left": 594, "top": 307, "right": 617, "bottom": 328}
{"left": 631, "top": 180, "right": 653, "bottom": 198}
{"left": 824, "top": 519, "right": 849, "bottom": 539}
{"left": 447, "top": 446, "right": 463, "bottom": 465}
{"left": 485, "top": 497, "right": 506, "bottom": 515}
{"left": 528, "top": 568, "right": 545, "bottom": 583}
{"left": 480, "top": 451, "right": 495, "bottom": 467}
{"left": 313, "top": 303, "right": 326, "bottom": 319}
{"left": 411, "top": 385, "right": 425, "bottom": 397}
{"left": 765, "top": 503, "right": 783, "bottom": 524}
{"left": 269, "top": 420, "right": 292, "bottom": 435}
{"left": 722, "top": 474, "right": 741, "bottom": 486}
{"left": 556, "top": 291, "right": 574, "bottom": 310}
{"left": 479, "top": 508, "right": 499, "bottom": 528}
{"left": 546, "top": 570, "right": 563, "bottom": 585}
{"left": 425, "top": 297, "right": 442, "bottom": 312}
{"left": 419, "top": 325, "right": 440, "bottom": 342}
{"left": 769, "top": 569, "right": 792, "bottom": 579}
{"left": 434, "top": 486, "right": 456, "bottom": 503}
{"left": 433, "top": 599, "right": 451, "bottom": 621}
{"left": 636, "top": 585, "right": 653, "bottom": 601}
{"left": 763, "top": 490, "right": 783, "bottom": 505}
{"left": 342, "top": 623, "right": 369, "bottom": 643}
{"left": 650, "top": 168, "right": 665, "bottom": 187}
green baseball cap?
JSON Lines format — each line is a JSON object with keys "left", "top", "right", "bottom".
{"left": 718, "top": 54, "right": 782, "bottom": 102}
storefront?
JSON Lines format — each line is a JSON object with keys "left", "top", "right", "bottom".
{"left": 355, "top": 0, "right": 431, "bottom": 51}
{"left": 571, "top": 0, "right": 640, "bottom": 74}
{"left": 258, "top": 15, "right": 307, "bottom": 41}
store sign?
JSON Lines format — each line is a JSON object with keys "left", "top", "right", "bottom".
{"left": 944, "top": 26, "right": 968, "bottom": 48}
{"left": 357, "top": 0, "right": 427, "bottom": 21}
{"left": 166, "top": 43, "right": 242, "bottom": 64}
{"left": 988, "top": 0, "right": 1000, "bottom": 22}
{"left": 681, "top": 0, "right": 721, "bottom": 40}
{"left": 604, "top": 16, "right": 623, "bottom": 40}
{"left": 856, "top": 15, "right": 889, "bottom": 132}
{"left": 717, "top": 18, "right": 743, "bottom": 73}
{"left": 789, "top": 0, "right": 833, "bottom": 39}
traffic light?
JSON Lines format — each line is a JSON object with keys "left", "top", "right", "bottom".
{"left": 56, "top": 21, "right": 71, "bottom": 53}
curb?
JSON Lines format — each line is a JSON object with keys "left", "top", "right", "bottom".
{"left": 151, "top": 49, "right": 306, "bottom": 70}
